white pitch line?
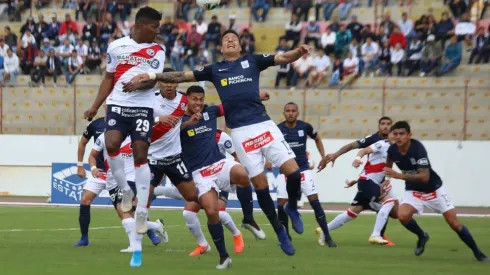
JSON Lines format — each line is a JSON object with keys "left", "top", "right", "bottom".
{"left": 0, "top": 224, "right": 181, "bottom": 233}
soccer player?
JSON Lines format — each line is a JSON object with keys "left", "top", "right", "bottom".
{"left": 123, "top": 30, "right": 312, "bottom": 256}
{"left": 384, "top": 121, "right": 488, "bottom": 261}
{"left": 275, "top": 102, "right": 336, "bottom": 247}
{"left": 318, "top": 116, "right": 395, "bottom": 245}
{"left": 318, "top": 132, "right": 398, "bottom": 246}
{"left": 83, "top": 7, "right": 164, "bottom": 238}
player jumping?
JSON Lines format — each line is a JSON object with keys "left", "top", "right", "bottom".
{"left": 384, "top": 121, "right": 488, "bottom": 262}
{"left": 123, "top": 30, "right": 312, "bottom": 256}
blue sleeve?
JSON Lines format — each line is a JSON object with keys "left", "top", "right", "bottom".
{"left": 83, "top": 123, "right": 94, "bottom": 140}
{"left": 305, "top": 123, "right": 318, "bottom": 139}
{"left": 357, "top": 134, "right": 377, "bottom": 148}
{"left": 252, "top": 54, "right": 276, "bottom": 71}
{"left": 387, "top": 144, "right": 395, "bottom": 160}
{"left": 206, "top": 105, "right": 224, "bottom": 118}
{"left": 193, "top": 64, "right": 214, "bottom": 82}
{"left": 415, "top": 142, "right": 430, "bottom": 169}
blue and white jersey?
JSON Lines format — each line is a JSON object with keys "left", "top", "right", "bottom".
{"left": 180, "top": 105, "right": 226, "bottom": 172}
{"left": 192, "top": 54, "right": 275, "bottom": 129}
{"left": 83, "top": 117, "right": 106, "bottom": 170}
{"left": 277, "top": 120, "right": 317, "bottom": 171}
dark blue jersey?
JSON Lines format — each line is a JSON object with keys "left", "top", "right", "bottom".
{"left": 83, "top": 117, "right": 106, "bottom": 170}
{"left": 357, "top": 132, "right": 383, "bottom": 148}
{"left": 277, "top": 120, "right": 317, "bottom": 171}
{"left": 192, "top": 54, "right": 275, "bottom": 129}
{"left": 387, "top": 139, "right": 442, "bottom": 192}
{"left": 180, "top": 105, "right": 226, "bottom": 172}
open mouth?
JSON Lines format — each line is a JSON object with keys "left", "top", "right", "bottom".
{"left": 227, "top": 44, "right": 235, "bottom": 49}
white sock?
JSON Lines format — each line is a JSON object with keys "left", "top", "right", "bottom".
{"left": 135, "top": 163, "right": 151, "bottom": 209}
{"left": 147, "top": 221, "right": 160, "bottom": 231}
{"left": 372, "top": 200, "right": 394, "bottom": 237}
{"left": 219, "top": 210, "right": 241, "bottom": 236}
{"left": 122, "top": 218, "right": 135, "bottom": 249}
{"left": 183, "top": 210, "right": 208, "bottom": 246}
{"left": 134, "top": 230, "right": 143, "bottom": 252}
{"left": 154, "top": 185, "right": 184, "bottom": 200}
{"left": 107, "top": 153, "right": 130, "bottom": 191}
{"left": 328, "top": 210, "right": 357, "bottom": 231}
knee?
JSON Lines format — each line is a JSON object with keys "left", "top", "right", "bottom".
{"left": 397, "top": 210, "right": 412, "bottom": 224}
{"left": 277, "top": 198, "right": 288, "bottom": 207}
{"left": 182, "top": 192, "right": 198, "bottom": 203}
{"left": 105, "top": 140, "right": 119, "bottom": 154}
{"left": 81, "top": 192, "right": 94, "bottom": 205}
{"left": 203, "top": 207, "right": 219, "bottom": 219}
{"left": 251, "top": 173, "right": 268, "bottom": 189}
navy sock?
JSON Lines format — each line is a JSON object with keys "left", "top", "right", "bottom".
{"left": 79, "top": 204, "right": 90, "bottom": 238}
{"left": 277, "top": 204, "right": 290, "bottom": 238}
{"left": 402, "top": 218, "right": 425, "bottom": 239}
{"left": 207, "top": 223, "right": 229, "bottom": 258}
{"left": 236, "top": 185, "right": 254, "bottom": 223}
{"left": 380, "top": 218, "right": 388, "bottom": 237}
{"left": 310, "top": 199, "right": 331, "bottom": 240}
{"left": 286, "top": 170, "right": 301, "bottom": 210}
{"left": 457, "top": 225, "right": 481, "bottom": 255}
{"left": 255, "top": 188, "right": 283, "bottom": 233}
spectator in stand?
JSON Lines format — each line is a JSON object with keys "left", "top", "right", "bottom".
{"left": 85, "top": 38, "right": 102, "bottom": 72}
{"left": 46, "top": 48, "right": 61, "bottom": 86}
{"left": 4, "top": 26, "right": 17, "bottom": 53}
{"left": 0, "top": 37, "right": 9, "bottom": 57}
{"left": 195, "top": 16, "right": 208, "bottom": 36}
{"left": 398, "top": 12, "right": 414, "bottom": 40}
{"left": 338, "top": 0, "right": 353, "bottom": 21}
{"left": 21, "top": 40, "right": 38, "bottom": 74}
{"left": 330, "top": 56, "right": 343, "bottom": 85}
{"left": 170, "top": 37, "right": 185, "bottom": 71}
{"left": 378, "top": 40, "right": 392, "bottom": 75}
{"left": 347, "top": 14, "right": 364, "bottom": 44}
{"left": 21, "top": 28, "right": 36, "bottom": 49}
{"left": 322, "top": 0, "right": 338, "bottom": 21}
{"left": 342, "top": 50, "right": 359, "bottom": 86}
{"left": 20, "top": 16, "right": 36, "bottom": 35}
{"left": 368, "top": 0, "right": 389, "bottom": 6}
{"left": 65, "top": 27, "right": 77, "bottom": 45}
{"left": 321, "top": 26, "right": 336, "bottom": 55}
{"left": 75, "top": 39, "right": 88, "bottom": 60}
{"left": 335, "top": 24, "right": 352, "bottom": 57}
{"left": 349, "top": 38, "right": 363, "bottom": 74}
{"left": 40, "top": 38, "right": 54, "bottom": 54}
{"left": 435, "top": 12, "right": 455, "bottom": 45}
{"left": 437, "top": 35, "right": 462, "bottom": 76}
{"left": 290, "top": 54, "right": 313, "bottom": 89}
{"left": 87, "top": 0, "right": 104, "bottom": 21}
{"left": 285, "top": 14, "right": 302, "bottom": 48}
{"left": 307, "top": 48, "right": 330, "bottom": 88}
{"left": 375, "top": 25, "right": 389, "bottom": 46}
{"left": 183, "top": 40, "right": 199, "bottom": 70}
{"left": 30, "top": 49, "right": 48, "bottom": 87}
{"left": 361, "top": 36, "right": 379, "bottom": 77}
{"left": 379, "top": 13, "right": 395, "bottom": 36}
{"left": 159, "top": 16, "right": 174, "bottom": 39}
{"left": 187, "top": 23, "right": 203, "bottom": 47}
{"left": 204, "top": 15, "right": 222, "bottom": 48}
{"left": 46, "top": 14, "right": 61, "bottom": 43}
{"left": 177, "top": 0, "right": 192, "bottom": 22}
{"left": 82, "top": 17, "right": 97, "bottom": 42}
{"left": 449, "top": 0, "right": 468, "bottom": 19}
{"left": 196, "top": 46, "right": 209, "bottom": 68}
{"left": 59, "top": 13, "right": 79, "bottom": 38}
{"left": 329, "top": 15, "right": 341, "bottom": 32}
{"left": 99, "top": 13, "right": 118, "bottom": 45}
{"left": 275, "top": 37, "right": 292, "bottom": 88}
{"left": 194, "top": 1, "right": 205, "bottom": 20}
{"left": 108, "top": 1, "right": 131, "bottom": 21}
{"left": 420, "top": 34, "right": 443, "bottom": 76}
{"left": 165, "top": 26, "right": 180, "bottom": 56}
{"left": 404, "top": 34, "right": 423, "bottom": 76}
{"left": 76, "top": 0, "right": 90, "bottom": 21}
{"left": 304, "top": 16, "right": 321, "bottom": 49}
{"left": 293, "top": 0, "right": 313, "bottom": 22}
{"left": 0, "top": 50, "right": 3, "bottom": 73}
{"left": 35, "top": 14, "right": 49, "bottom": 46}
{"left": 226, "top": 14, "right": 240, "bottom": 34}
{"left": 389, "top": 26, "right": 407, "bottom": 49}
{"left": 11, "top": 0, "right": 30, "bottom": 22}
{"left": 468, "top": 27, "right": 488, "bottom": 64}
{"left": 0, "top": 48, "right": 20, "bottom": 87}
{"left": 252, "top": 0, "right": 271, "bottom": 22}
{"left": 241, "top": 35, "right": 256, "bottom": 54}
{"left": 58, "top": 38, "right": 75, "bottom": 69}
{"left": 399, "top": 0, "right": 412, "bottom": 6}
{"left": 65, "top": 50, "right": 83, "bottom": 86}
{"left": 391, "top": 42, "right": 405, "bottom": 76}
{"left": 414, "top": 15, "right": 429, "bottom": 40}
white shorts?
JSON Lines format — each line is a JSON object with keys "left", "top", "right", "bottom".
{"left": 83, "top": 176, "right": 107, "bottom": 196}
{"left": 231, "top": 120, "right": 296, "bottom": 178}
{"left": 192, "top": 159, "right": 240, "bottom": 199}
{"left": 401, "top": 186, "right": 455, "bottom": 214}
{"left": 277, "top": 170, "right": 317, "bottom": 199}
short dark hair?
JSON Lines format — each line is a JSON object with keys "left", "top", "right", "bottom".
{"left": 135, "top": 6, "right": 162, "bottom": 23}
{"left": 222, "top": 30, "right": 240, "bottom": 41}
{"left": 186, "top": 85, "right": 205, "bottom": 96}
{"left": 391, "top": 121, "right": 411, "bottom": 133}
{"left": 284, "top": 102, "right": 298, "bottom": 111}
{"left": 378, "top": 116, "right": 392, "bottom": 124}
{"left": 163, "top": 67, "right": 175, "bottom": 73}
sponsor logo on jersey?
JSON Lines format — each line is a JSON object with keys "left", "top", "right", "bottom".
{"left": 412, "top": 191, "right": 437, "bottom": 201}
{"left": 200, "top": 161, "right": 225, "bottom": 177}
{"left": 220, "top": 78, "right": 228, "bottom": 86}
{"left": 241, "top": 60, "right": 249, "bottom": 69}
{"left": 107, "top": 54, "right": 112, "bottom": 64}
{"left": 242, "top": 131, "right": 274, "bottom": 153}
{"left": 150, "top": 59, "right": 160, "bottom": 69}
{"left": 417, "top": 158, "right": 429, "bottom": 165}
{"left": 188, "top": 125, "right": 212, "bottom": 136}
{"left": 224, "top": 140, "right": 232, "bottom": 149}
{"left": 187, "top": 129, "right": 195, "bottom": 137}
{"left": 220, "top": 75, "right": 253, "bottom": 87}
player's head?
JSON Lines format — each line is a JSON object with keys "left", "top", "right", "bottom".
{"left": 283, "top": 102, "right": 299, "bottom": 123}
{"left": 387, "top": 130, "right": 396, "bottom": 144}
{"left": 134, "top": 7, "right": 162, "bottom": 43}
{"left": 159, "top": 67, "right": 178, "bottom": 97}
{"left": 378, "top": 116, "right": 392, "bottom": 136}
{"left": 221, "top": 30, "right": 242, "bottom": 59}
{"left": 391, "top": 121, "right": 411, "bottom": 147}
{"left": 186, "top": 85, "right": 205, "bottom": 114}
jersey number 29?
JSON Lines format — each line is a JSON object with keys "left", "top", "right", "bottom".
{"left": 136, "top": 119, "right": 150, "bottom": 132}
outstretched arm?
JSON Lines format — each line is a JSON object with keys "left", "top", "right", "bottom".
{"left": 274, "top": 44, "right": 310, "bottom": 65}
{"left": 123, "top": 71, "right": 197, "bottom": 92}
{"left": 84, "top": 72, "right": 114, "bottom": 119}
{"left": 154, "top": 71, "right": 196, "bottom": 83}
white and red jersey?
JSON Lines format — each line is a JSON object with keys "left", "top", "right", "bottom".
{"left": 106, "top": 36, "right": 165, "bottom": 108}
{"left": 149, "top": 92, "right": 187, "bottom": 159}
{"left": 93, "top": 133, "right": 135, "bottom": 182}
{"left": 216, "top": 130, "right": 235, "bottom": 156}
{"left": 359, "top": 139, "right": 390, "bottom": 184}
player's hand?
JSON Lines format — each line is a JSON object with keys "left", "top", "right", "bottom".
{"left": 344, "top": 179, "right": 357, "bottom": 188}
{"left": 122, "top": 73, "right": 151, "bottom": 93}
{"left": 383, "top": 167, "right": 403, "bottom": 179}
{"left": 296, "top": 44, "right": 310, "bottom": 56}
{"left": 91, "top": 167, "right": 104, "bottom": 178}
{"left": 77, "top": 166, "right": 86, "bottom": 178}
{"left": 318, "top": 153, "right": 336, "bottom": 172}
{"left": 188, "top": 113, "right": 202, "bottom": 126}
{"left": 264, "top": 161, "right": 273, "bottom": 171}
{"left": 156, "top": 115, "right": 180, "bottom": 127}
{"left": 380, "top": 180, "right": 390, "bottom": 196}
{"left": 259, "top": 91, "right": 270, "bottom": 101}
{"left": 352, "top": 158, "right": 363, "bottom": 168}
{"left": 84, "top": 106, "right": 98, "bottom": 121}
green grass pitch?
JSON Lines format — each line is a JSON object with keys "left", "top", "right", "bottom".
{"left": 0, "top": 207, "right": 489, "bottom": 275}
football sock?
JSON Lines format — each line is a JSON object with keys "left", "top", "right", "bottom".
{"left": 310, "top": 199, "right": 332, "bottom": 240}
{"left": 134, "top": 230, "right": 143, "bottom": 251}
{"left": 107, "top": 151, "right": 130, "bottom": 191}
{"left": 147, "top": 221, "right": 160, "bottom": 231}
{"left": 153, "top": 185, "right": 184, "bottom": 200}
{"left": 208, "top": 223, "right": 229, "bottom": 258}
{"left": 380, "top": 217, "right": 389, "bottom": 237}
{"left": 122, "top": 218, "right": 136, "bottom": 249}
{"left": 277, "top": 204, "right": 290, "bottom": 237}
{"left": 285, "top": 170, "right": 302, "bottom": 210}
{"left": 402, "top": 218, "right": 425, "bottom": 239}
{"left": 236, "top": 185, "right": 254, "bottom": 223}
{"left": 135, "top": 163, "right": 151, "bottom": 209}
{"left": 79, "top": 204, "right": 90, "bottom": 238}
{"left": 255, "top": 188, "right": 283, "bottom": 234}
{"left": 183, "top": 210, "right": 208, "bottom": 246}
{"left": 457, "top": 225, "right": 482, "bottom": 255}
{"left": 328, "top": 210, "right": 357, "bottom": 231}
{"left": 372, "top": 201, "right": 394, "bottom": 236}
{"left": 219, "top": 210, "right": 241, "bottom": 236}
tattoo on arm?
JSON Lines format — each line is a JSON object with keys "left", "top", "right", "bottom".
{"left": 155, "top": 71, "right": 196, "bottom": 83}
{"left": 335, "top": 141, "right": 359, "bottom": 157}
{"left": 403, "top": 168, "right": 430, "bottom": 183}
{"left": 386, "top": 156, "right": 393, "bottom": 168}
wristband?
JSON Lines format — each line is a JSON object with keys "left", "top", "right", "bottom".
{"left": 155, "top": 116, "right": 160, "bottom": 123}
{"left": 385, "top": 177, "right": 391, "bottom": 181}
{"left": 91, "top": 166, "right": 97, "bottom": 172}
{"left": 147, "top": 72, "right": 156, "bottom": 80}
{"left": 354, "top": 156, "right": 361, "bottom": 161}
{"left": 77, "top": 162, "right": 83, "bottom": 167}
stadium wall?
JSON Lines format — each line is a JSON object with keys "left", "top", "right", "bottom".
{"left": 0, "top": 135, "right": 487, "bottom": 207}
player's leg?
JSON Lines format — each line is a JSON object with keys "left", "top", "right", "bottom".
{"left": 131, "top": 139, "right": 151, "bottom": 233}
{"left": 217, "top": 193, "right": 244, "bottom": 254}
{"left": 369, "top": 197, "right": 395, "bottom": 245}
{"left": 276, "top": 175, "right": 291, "bottom": 240}
{"left": 153, "top": 184, "right": 184, "bottom": 200}
{"left": 183, "top": 201, "right": 211, "bottom": 256}
{"left": 397, "top": 193, "right": 429, "bottom": 256}
{"left": 73, "top": 177, "right": 105, "bottom": 246}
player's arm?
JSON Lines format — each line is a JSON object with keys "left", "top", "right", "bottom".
{"left": 180, "top": 113, "right": 202, "bottom": 130}
{"left": 352, "top": 146, "right": 373, "bottom": 168}
{"left": 123, "top": 70, "right": 202, "bottom": 93}
{"left": 77, "top": 135, "right": 90, "bottom": 178}
{"left": 318, "top": 140, "right": 360, "bottom": 171}
{"left": 88, "top": 149, "right": 103, "bottom": 178}
{"left": 259, "top": 91, "right": 270, "bottom": 101}
{"left": 85, "top": 72, "right": 114, "bottom": 119}
{"left": 231, "top": 152, "right": 240, "bottom": 163}
{"left": 274, "top": 44, "right": 310, "bottom": 65}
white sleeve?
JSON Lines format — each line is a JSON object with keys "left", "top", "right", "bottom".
{"left": 106, "top": 42, "right": 116, "bottom": 73}
{"left": 369, "top": 140, "right": 384, "bottom": 153}
{"left": 219, "top": 132, "right": 236, "bottom": 155}
{"left": 153, "top": 48, "right": 166, "bottom": 73}
{"left": 93, "top": 135, "right": 105, "bottom": 152}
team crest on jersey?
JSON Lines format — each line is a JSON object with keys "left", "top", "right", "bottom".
{"left": 108, "top": 119, "right": 116, "bottom": 126}
{"left": 298, "top": 130, "right": 304, "bottom": 137}
{"left": 263, "top": 54, "right": 270, "bottom": 57}
{"left": 181, "top": 102, "right": 187, "bottom": 110}
{"left": 147, "top": 49, "right": 155, "bottom": 56}
{"left": 224, "top": 140, "right": 232, "bottom": 149}
{"left": 241, "top": 60, "right": 249, "bottom": 69}
{"left": 197, "top": 66, "right": 204, "bottom": 71}
{"left": 203, "top": 112, "right": 209, "bottom": 121}
{"left": 150, "top": 59, "right": 160, "bottom": 69}
{"left": 107, "top": 54, "right": 111, "bottom": 64}
{"left": 376, "top": 142, "right": 382, "bottom": 149}
{"left": 410, "top": 158, "right": 416, "bottom": 165}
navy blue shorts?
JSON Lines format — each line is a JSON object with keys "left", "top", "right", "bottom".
{"left": 149, "top": 153, "right": 193, "bottom": 187}
{"left": 108, "top": 181, "right": 136, "bottom": 209}
{"left": 106, "top": 105, "right": 154, "bottom": 143}
{"left": 351, "top": 179, "right": 383, "bottom": 207}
